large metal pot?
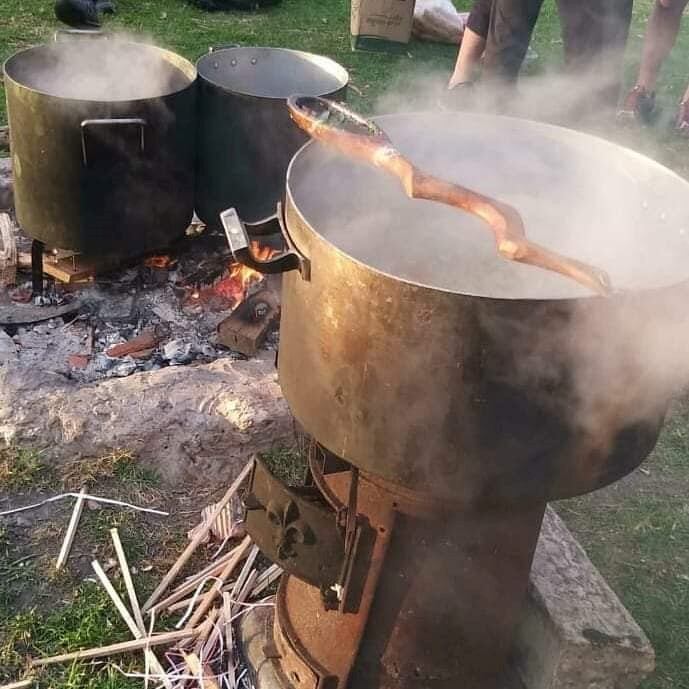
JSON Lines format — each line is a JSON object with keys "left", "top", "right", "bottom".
{"left": 3, "top": 36, "right": 196, "bottom": 255}
{"left": 196, "top": 46, "right": 348, "bottom": 225}
{"left": 224, "top": 111, "right": 689, "bottom": 506}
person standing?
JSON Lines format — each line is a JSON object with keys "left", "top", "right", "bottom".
{"left": 618, "top": 0, "right": 689, "bottom": 130}
{"left": 449, "top": 0, "right": 634, "bottom": 113}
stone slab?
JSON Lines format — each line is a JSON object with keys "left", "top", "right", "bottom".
{"left": 514, "top": 506, "right": 655, "bottom": 689}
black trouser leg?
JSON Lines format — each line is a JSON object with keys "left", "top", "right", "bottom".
{"left": 482, "top": 0, "right": 545, "bottom": 83}
{"left": 557, "top": 0, "right": 634, "bottom": 110}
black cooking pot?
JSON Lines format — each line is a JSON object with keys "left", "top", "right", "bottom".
{"left": 224, "top": 111, "right": 689, "bottom": 506}
{"left": 195, "top": 46, "right": 348, "bottom": 225}
{"left": 3, "top": 35, "right": 196, "bottom": 255}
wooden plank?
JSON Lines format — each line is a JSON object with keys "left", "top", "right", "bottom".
{"left": 216, "top": 289, "right": 280, "bottom": 357}
{"left": 55, "top": 488, "right": 86, "bottom": 570}
{"left": 30, "top": 627, "right": 200, "bottom": 667}
{"left": 42, "top": 253, "right": 121, "bottom": 283}
{"left": 143, "top": 462, "right": 252, "bottom": 612}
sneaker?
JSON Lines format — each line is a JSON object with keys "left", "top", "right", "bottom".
{"left": 618, "top": 85, "right": 656, "bottom": 124}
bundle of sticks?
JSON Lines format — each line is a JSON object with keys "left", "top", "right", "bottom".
{"left": 16, "top": 461, "right": 281, "bottom": 689}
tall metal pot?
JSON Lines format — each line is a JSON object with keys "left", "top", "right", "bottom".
{"left": 3, "top": 36, "right": 196, "bottom": 255}
{"left": 223, "top": 111, "right": 689, "bottom": 507}
{"left": 195, "top": 46, "right": 348, "bottom": 225}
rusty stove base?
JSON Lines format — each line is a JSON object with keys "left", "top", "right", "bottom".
{"left": 239, "top": 605, "right": 525, "bottom": 689}
{"left": 242, "top": 457, "right": 545, "bottom": 689}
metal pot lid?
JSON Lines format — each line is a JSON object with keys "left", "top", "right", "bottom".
{"left": 196, "top": 47, "right": 348, "bottom": 99}
{"left": 287, "top": 112, "right": 689, "bottom": 300}
{"left": 3, "top": 40, "right": 196, "bottom": 102}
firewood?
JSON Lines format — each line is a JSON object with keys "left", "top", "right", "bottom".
{"left": 185, "top": 535, "right": 252, "bottom": 629}
{"left": 0, "top": 680, "right": 33, "bottom": 689}
{"left": 143, "top": 462, "right": 252, "bottom": 611}
{"left": 110, "top": 529, "right": 146, "bottom": 636}
{"left": 91, "top": 560, "right": 171, "bottom": 687}
{"left": 30, "top": 627, "right": 200, "bottom": 667}
{"left": 192, "top": 607, "right": 220, "bottom": 656}
{"left": 216, "top": 288, "right": 280, "bottom": 357}
{"left": 154, "top": 545, "right": 244, "bottom": 614}
{"left": 183, "top": 653, "right": 221, "bottom": 689}
{"left": 55, "top": 488, "right": 86, "bottom": 570}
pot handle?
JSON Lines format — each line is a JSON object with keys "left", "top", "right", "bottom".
{"left": 80, "top": 118, "right": 147, "bottom": 167}
{"left": 208, "top": 44, "right": 240, "bottom": 53}
{"left": 220, "top": 206, "right": 310, "bottom": 279}
{"left": 54, "top": 29, "right": 108, "bottom": 41}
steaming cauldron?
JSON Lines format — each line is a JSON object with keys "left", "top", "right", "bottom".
{"left": 3, "top": 36, "right": 196, "bottom": 255}
{"left": 196, "top": 47, "right": 348, "bottom": 224}
{"left": 225, "top": 111, "right": 689, "bottom": 506}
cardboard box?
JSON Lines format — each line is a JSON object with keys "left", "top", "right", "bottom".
{"left": 351, "top": 0, "right": 416, "bottom": 52}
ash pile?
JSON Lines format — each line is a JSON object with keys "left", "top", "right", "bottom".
{"left": 0, "top": 212, "right": 281, "bottom": 382}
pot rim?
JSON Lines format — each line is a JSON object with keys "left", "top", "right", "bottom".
{"left": 3, "top": 40, "right": 197, "bottom": 104}
{"left": 196, "top": 46, "right": 349, "bottom": 101}
{"left": 284, "top": 110, "right": 689, "bottom": 304}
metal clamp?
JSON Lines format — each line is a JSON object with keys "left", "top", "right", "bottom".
{"left": 80, "top": 118, "right": 146, "bottom": 167}
{"left": 243, "top": 456, "right": 346, "bottom": 590}
{"left": 220, "top": 205, "right": 310, "bottom": 278}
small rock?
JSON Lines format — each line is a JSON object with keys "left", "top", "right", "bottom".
{"left": 0, "top": 157, "right": 13, "bottom": 210}
{"left": 106, "top": 359, "right": 139, "bottom": 378}
{"left": 68, "top": 353, "right": 90, "bottom": 369}
{"left": 87, "top": 500, "right": 102, "bottom": 511}
{"left": 162, "top": 339, "right": 194, "bottom": 365}
{"left": 0, "top": 329, "right": 18, "bottom": 364}
{"left": 93, "top": 354, "right": 116, "bottom": 373}
{"left": 102, "top": 558, "right": 118, "bottom": 572}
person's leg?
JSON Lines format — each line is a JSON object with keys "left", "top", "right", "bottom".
{"left": 449, "top": 27, "right": 487, "bottom": 88}
{"left": 637, "top": 0, "right": 688, "bottom": 92}
{"left": 619, "top": 0, "right": 688, "bottom": 120}
{"left": 482, "top": 0, "right": 544, "bottom": 84}
{"left": 558, "top": 0, "right": 633, "bottom": 113}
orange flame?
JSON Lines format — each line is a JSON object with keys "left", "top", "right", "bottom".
{"left": 189, "top": 241, "right": 278, "bottom": 311}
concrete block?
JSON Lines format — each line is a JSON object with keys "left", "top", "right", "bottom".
{"left": 515, "top": 506, "right": 655, "bottom": 689}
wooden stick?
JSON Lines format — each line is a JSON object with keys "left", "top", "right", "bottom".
{"left": 154, "top": 545, "right": 243, "bottom": 613}
{"left": 228, "top": 545, "right": 259, "bottom": 606}
{"left": 192, "top": 607, "right": 220, "bottom": 656}
{"left": 0, "top": 680, "right": 33, "bottom": 689}
{"left": 251, "top": 565, "right": 282, "bottom": 598}
{"left": 177, "top": 547, "right": 237, "bottom": 590}
{"left": 91, "top": 560, "right": 172, "bottom": 688}
{"left": 143, "top": 462, "right": 252, "bottom": 611}
{"left": 55, "top": 488, "right": 86, "bottom": 570}
{"left": 184, "top": 653, "right": 221, "bottom": 689}
{"left": 232, "top": 570, "right": 258, "bottom": 616}
{"left": 110, "top": 529, "right": 146, "bottom": 632}
{"left": 186, "top": 535, "right": 252, "bottom": 630}
{"left": 222, "top": 591, "right": 233, "bottom": 652}
{"left": 31, "top": 627, "right": 200, "bottom": 667}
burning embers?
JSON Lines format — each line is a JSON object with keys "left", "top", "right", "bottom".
{"left": 186, "top": 241, "right": 278, "bottom": 312}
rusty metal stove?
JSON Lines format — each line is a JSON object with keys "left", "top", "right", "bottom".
{"left": 240, "top": 442, "right": 543, "bottom": 689}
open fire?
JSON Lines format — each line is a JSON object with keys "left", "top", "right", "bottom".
{"left": 189, "top": 240, "right": 278, "bottom": 311}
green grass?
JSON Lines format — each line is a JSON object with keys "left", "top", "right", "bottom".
{"left": 558, "top": 397, "right": 689, "bottom": 689}
{"left": 0, "top": 446, "right": 51, "bottom": 490}
{"left": 0, "top": 583, "right": 142, "bottom": 687}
